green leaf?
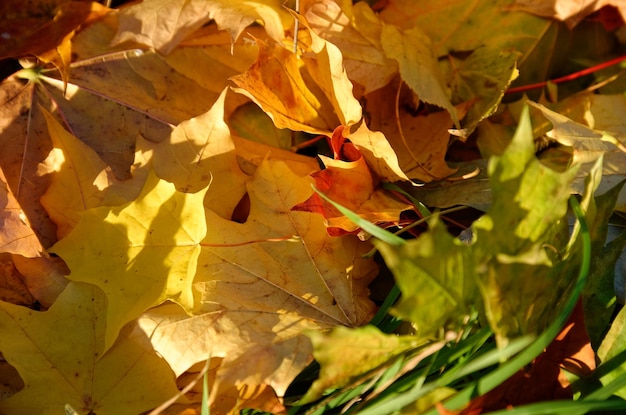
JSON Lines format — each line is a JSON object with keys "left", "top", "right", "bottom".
{"left": 597, "top": 305, "right": 626, "bottom": 400}
{"left": 473, "top": 105, "right": 580, "bottom": 345}
{"left": 375, "top": 217, "right": 478, "bottom": 335}
{"left": 476, "top": 105, "right": 579, "bottom": 253}
{"left": 451, "top": 47, "right": 521, "bottom": 135}
{"left": 581, "top": 176, "right": 626, "bottom": 347}
{"left": 299, "top": 325, "right": 428, "bottom": 404}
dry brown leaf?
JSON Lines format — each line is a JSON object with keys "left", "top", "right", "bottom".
{"left": 10, "top": 255, "right": 68, "bottom": 308}
{"left": 111, "top": 0, "right": 291, "bottom": 55}
{"left": 0, "top": 254, "right": 35, "bottom": 306}
{"left": 0, "top": 0, "right": 111, "bottom": 85}
{"left": 344, "top": 122, "right": 411, "bottom": 183}
{"left": 0, "top": 167, "right": 44, "bottom": 257}
{"left": 365, "top": 84, "right": 470, "bottom": 182}
{"left": 511, "top": 0, "right": 626, "bottom": 28}
{"left": 0, "top": 76, "right": 57, "bottom": 247}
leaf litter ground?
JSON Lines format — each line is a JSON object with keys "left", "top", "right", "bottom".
{"left": 0, "top": 0, "right": 626, "bottom": 414}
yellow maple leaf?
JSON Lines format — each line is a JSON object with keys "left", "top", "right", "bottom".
{"left": 145, "top": 88, "right": 241, "bottom": 193}
{"left": 51, "top": 170, "right": 209, "bottom": 350}
{"left": 0, "top": 282, "right": 181, "bottom": 415}
{"left": 135, "top": 158, "right": 377, "bottom": 412}
{"left": 302, "top": 0, "right": 397, "bottom": 94}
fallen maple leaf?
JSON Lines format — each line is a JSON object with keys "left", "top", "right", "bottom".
{"left": 528, "top": 95, "right": 626, "bottom": 210}
{"left": 111, "top": 0, "right": 292, "bottom": 55}
{"left": 0, "top": 75, "right": 59, "bottom": 248}
{"left": 364, "top": 84, "right": 468, "bottom": 182}
{"left": 0, "top": 16, "right": 260, "bottom": 247}
{"left": 0, "top": 255, "right": 35, "bottom": 306}
{"left": 377, "top": 0, "right": 555, "bottom": 132}
{"left": 231, "top": 25, "right": 362, "bottom": 134}
{"left": 381, "top": 23, "right": 458, "bottom": 126}
{"left": 135, "top": 158, "right": 377, "bottom": 412}
{"left": 343, "top": 121, "right": 411, "bottom": 183}
{"left": 293, "top": 126, "right": 411, "bottom": 234}
{"left": 145, "top": 87, "right": 239, "bottom": 194}
{"left": 378, "top": 0, "right": 553, "bottom": 59}
{"left": 528, "top": 101, "right": 611, "bottom": 163}
{"left": 50, "top": 170, "right": 208, "bottom": 350}
{"left": 38, "top": 108, "right": 143, "bottom": 239}
{"left": 0, "top": 0, "right": 111, "bottom": 85}
{"left": 0, "top": 167, "right": 43, "bottom": 258}
{"left": 0, "top": 282, "right": 182, "bottom": 415}
{"left": 9, "top": 254, "right": 68, "bottom": 308}
{"left": 302, "top": 0, "right": 397, "bottom": 94}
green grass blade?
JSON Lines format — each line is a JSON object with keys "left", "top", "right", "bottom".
{"left": 381, "top": 182, "right": 432, "bottom": 218}
{"left": 584, "top": 370, "right": 626, "bottom": 401}
{"left": 202, "top": 369, "right": 210, "bottom": 415}
{"left": 311, "top": 185, "right": 406, "bottom": 246}
{"left": 368, "top": 284, "right": 401, "bottom": 331}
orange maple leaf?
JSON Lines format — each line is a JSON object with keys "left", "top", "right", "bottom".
{"left": 292, "top": 126, "right": 411, "bottom": 236}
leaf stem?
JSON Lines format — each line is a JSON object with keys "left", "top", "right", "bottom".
{"left": 506, "top": 54, "right": 626, "bottom": 94}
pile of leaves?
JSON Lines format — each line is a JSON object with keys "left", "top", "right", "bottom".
{"left": 1, "top": 0, "right": 626, "bottom": 414}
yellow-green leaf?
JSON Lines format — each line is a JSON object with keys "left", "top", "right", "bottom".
{"left": 300, "top": 325, "right": 427, "bottom": 404}
{"left": 381, "top": 24, "right": 457, "bottom": 125}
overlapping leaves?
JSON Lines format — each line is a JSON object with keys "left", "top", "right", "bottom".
{"left": 0, "top": 0, "right": 625, "bottom": 414}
